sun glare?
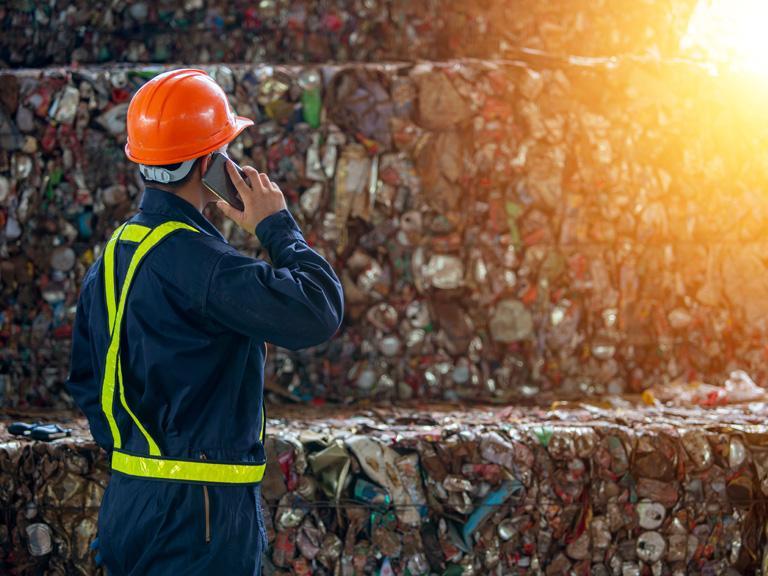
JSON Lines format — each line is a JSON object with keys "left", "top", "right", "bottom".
{"left": 683, "top": 0, "right": 768, "bottom": 76}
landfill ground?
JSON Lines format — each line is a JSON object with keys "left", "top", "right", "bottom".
{"left": 3, "top": 399, "right": 768, "bottom": 575}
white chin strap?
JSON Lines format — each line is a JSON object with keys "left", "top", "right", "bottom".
{"left": 139, "top": 159, "right": 197, "bottom": 184}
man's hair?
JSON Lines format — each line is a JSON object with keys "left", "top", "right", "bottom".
{"left": 140, "top": 157, "right": 202, "bottom": 189}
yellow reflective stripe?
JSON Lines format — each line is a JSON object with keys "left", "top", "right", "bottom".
{"left": 101, "top": 223, "right": 128, "bottom": 447}
{"left": 119, "top": 224, "right": 151, "bottom": 243}
{"left": 101, "top": 221, "right": 199, "bottom": 451}
{"left": 117, "top": 355, "right": 161, "bottom": 456}
{"left": 104, "top": 224, "right": 128, "bottom": 334}
{"left": 112, "top": 451, "right": 266, "bottom": 484}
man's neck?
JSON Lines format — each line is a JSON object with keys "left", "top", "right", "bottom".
{"left": 175, "top": 187, "right": 206, "bottom": 213}
{"left": 153, "top": 184, "right": 206, "bottom": 213}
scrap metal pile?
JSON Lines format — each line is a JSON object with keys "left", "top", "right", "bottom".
{"left": 3, "top": 403, "right": 768, "bottom": 575}
{"left": 1, "top": 0, "right": 698, "bottom": 67}
{"left": 2, "top": 61, "right": 768, "bottom": 407}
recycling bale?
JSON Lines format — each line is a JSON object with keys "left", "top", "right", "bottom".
{"left": 3, "top": 62, "right": 768, "bottom": 407}
{"left": 0, "top": 1, "right": 698, "bottom": 67}
{"left": 3, "top": 401, "right": 768, "bottom": 574}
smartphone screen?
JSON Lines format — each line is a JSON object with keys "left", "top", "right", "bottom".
{"left": 202, "top": 152, "right": 245, "bottom": 211}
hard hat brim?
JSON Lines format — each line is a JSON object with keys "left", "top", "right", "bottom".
{"left": 125, "top": 115, "right": 254, "bottom": 166}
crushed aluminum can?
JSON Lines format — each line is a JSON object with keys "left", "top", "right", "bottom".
{"left": 421, "top": 254, "right": 464, "bottom": 291}
{"left": 636, "top": 531, "right": 666, "bottom": 564}
{"left": 26, "top": 522, "right": 53, "bottom": 556}
{"left": 489, "top": 299, "right": 534, "bottom": 342}
{"left": 636, "top": 501, "right": 666, "bottom": 530}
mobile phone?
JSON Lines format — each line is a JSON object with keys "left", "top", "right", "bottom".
{"left": 202, "top": 152, "right": 245, "bottom": 211}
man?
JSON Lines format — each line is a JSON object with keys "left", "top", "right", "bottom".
{"left": 66, "top": 68, "right": 343, "bottom": 575}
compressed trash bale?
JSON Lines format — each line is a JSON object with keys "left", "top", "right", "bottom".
{"left": 0, "top": 1, "right": 699, "bottom": 68}
{"left": 3, "top": 61, "right": 768, "bottom": 407}
{"left": 4, "top": 401, "right": 768, "bottom": 574}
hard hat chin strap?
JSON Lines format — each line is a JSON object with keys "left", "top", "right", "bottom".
{"left": 139, "top": 159, "right": 197, "bottom": 184}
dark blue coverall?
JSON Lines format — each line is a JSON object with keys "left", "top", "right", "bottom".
{"left": 66, "top": 186, "right": 344, "bottom": 575}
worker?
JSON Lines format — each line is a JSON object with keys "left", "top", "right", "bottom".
{"left": 65, "top": 69, "right": 344, "bottom": 575}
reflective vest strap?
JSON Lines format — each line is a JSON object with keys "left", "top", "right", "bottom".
{"left": 101, "top": 221, "right": 199, "bottom": 455}
{"left": 111, "top": 450, "right": 266, "bottom": 485}
{"left": 119, "top": 224, "right": 151, "bottom": 243}
{"left": 104, "top": 223, "right": 127, "bottom": 334}
{"left": 117, "top": 355, "right": 161, "bottom": 456}
{"left": 101, "top": 223, "right": 128, "bottom": 447}
{"left": 104, "top": 224, "right": 152, "bottom": 335}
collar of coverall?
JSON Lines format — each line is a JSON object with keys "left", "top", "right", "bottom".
{"left": 139, "top": 186, "right": 226, "bottom": 242}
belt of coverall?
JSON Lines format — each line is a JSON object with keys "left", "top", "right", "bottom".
{"left": 100, "top": 220, "right": 267, "bottom": 485}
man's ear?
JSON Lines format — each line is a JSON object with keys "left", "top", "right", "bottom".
{"left": 200, "top": 154, "right": 212, "bottom": 176}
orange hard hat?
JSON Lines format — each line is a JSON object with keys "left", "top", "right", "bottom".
{"left": 124, "top": 68, "right": 253, "bottom": 165}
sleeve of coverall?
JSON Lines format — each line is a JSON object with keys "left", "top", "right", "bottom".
{"left": 205, "top": 209, "right": 344, "bottom": 350}
{"left": 65, "top": 264, "right": 111, "bottom": 451}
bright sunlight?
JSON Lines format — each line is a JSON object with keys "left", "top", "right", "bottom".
{"left": 683, "top": 0, "right": 768, "bottom": 76}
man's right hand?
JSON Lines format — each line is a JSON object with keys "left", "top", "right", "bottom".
{"left": 217, "top": 160, "right": 287, "bottom": 234}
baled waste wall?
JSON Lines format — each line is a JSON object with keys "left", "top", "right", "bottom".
{"left": 2, "top": 404, "right": 767, "bottom": 575}
{"left": 2, "top": 61, "right": 768, "bottom": 407}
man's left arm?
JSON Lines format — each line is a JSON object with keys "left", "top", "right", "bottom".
{"left": 65, "top": 263, "right": 112, "bottom": 452}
